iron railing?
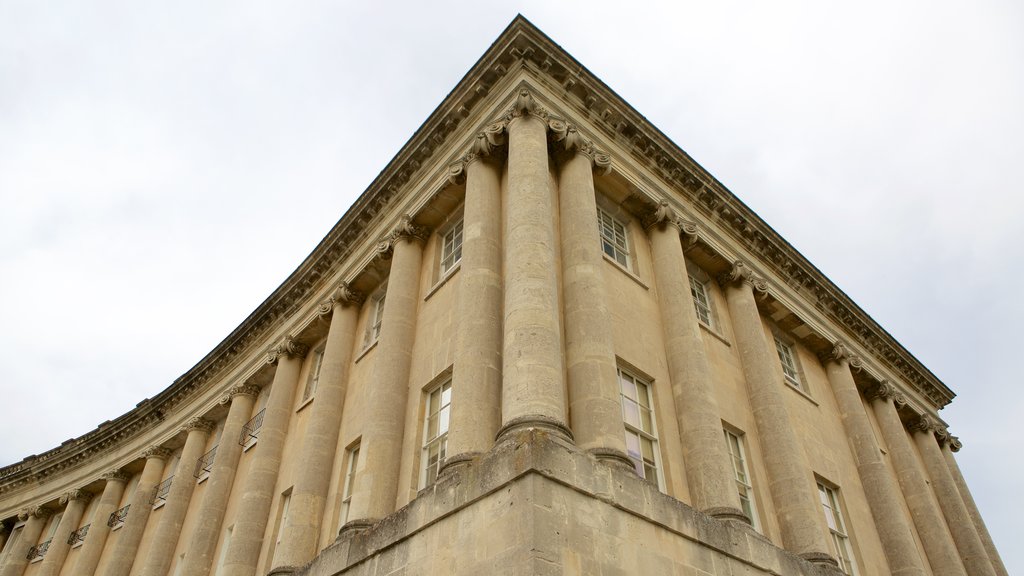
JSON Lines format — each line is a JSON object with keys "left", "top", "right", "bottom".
{"left": 151, "top": 476, "right": 173, "bottom": 505}
{"left": 108, "top": 504, "right": 130, "bottom": 527}
{"left": 27, "top": 538, "right": 51, "bottom": 561}
{"left": 67, "top": 523, "right": 90, "bottom": 546}
{"left": 239, "top": 408, "right": 265, "bottom": 446}
{"left": 194, "top": 445, "right": 218, "bottom": 478}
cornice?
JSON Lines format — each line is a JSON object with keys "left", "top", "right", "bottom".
{"left": 0, "top": 15, "right": 955, "bottom": 495}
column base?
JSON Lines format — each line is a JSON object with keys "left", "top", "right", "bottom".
{"left": 336, "top": 518, "right": 377, "bottom": 541}
{"left": 703, "top": 506, "right": 752, "bottom": 526}
{"left": 495, "top": 415, "right": 574, "bottom": 444}
{"left": 799, "top": 551, "right": 840, "bottom": 569}
{"left": 587, "top": 447, "right": 637, "bottom": 474}
{"left": 437, "top": 451, "right": 480, "bottom": 478}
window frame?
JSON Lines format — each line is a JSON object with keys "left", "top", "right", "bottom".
{"left": 338, "top": 443, "right": 360, "bottom": 529}
{"left": 773, "top": 335, "right": 804, "bottom": 391}
{"left": 597, "top": 206, "right": 632, "bottom": 271}
{"left": 818, "top": 481, "right": 857, "bottom": 575}
{"left": 689, "top": 276, "right": 714, "bottom": 328}
{"left": 617, "top": 367, "right": 663, "bottom": 490}
{"left": 363, "top": 287, "right": 387, "bottom": 349}
{"left": 723, "top": 428, "right": 760, "bottom": 531}
{"left": 301, "top": 343, "right": 326, "bottom": 403}
{"left": 439, "top": 218, "right": 464, "bottom": 277}
{"left": 420, "top": 379, "right": 452, "bottom": 489}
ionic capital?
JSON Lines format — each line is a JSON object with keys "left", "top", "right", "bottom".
{"left": 60, "top": 489, "right": 92, "bottom": 505}
{"left": 267, "top": 336, "right": 309, "bottom": 365}
{"left": 821, "top": 341, "right": 863, "bottom": 370}
{"left": 642, "top": 199, "right": 682, "bottom": 232}
{"left": 717, "top": 260, "right": 769, "bottom": 294}
{"left": 182, "top": 417, "right": 216, "bottom": 434}
{"left": 376, "top": 215, "right": 430, "bottom": 259}
{"left": 448, "top": 132, "right": 505, "bottom": 185}
{"left": 865, "top": 380, "right": 902, "bottom": 404}
{"left": 101, "top": 469, "right": 130, "bottom": 483}
{"left": 508, "top": 88, "right": 548, "bottom": 121}
{"left": 142, "top": 445, "right": 172, "bottom": 461}
{"left": 550, "top": 123, "right": 611, "bottom": 174}
{"left": 908, "top": 414, "right": 937, "bottom": 434}
{"left": 948, "top": 435, "right": 963, "bottom": 452}
{"left": 221, "top": 383, "right": 261, "bottom": 405}
{"left": 18, "top": 506, "right": 51, "bottom": 521}
{"left": 318, "top": 281, "right": 365, "bottom": 316}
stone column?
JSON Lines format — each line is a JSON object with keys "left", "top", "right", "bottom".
{"left": 272, "top": 284, "right": 363, "bottom": 570}
{"left": 71, "top": 470, "right": 129, "bottom": 576}
{"left": 101, "top": 445, "right": 171, "bottom": 576}
{"left": 823, "top": 346, "right": 925, "bottom": 576}
{"left": 138, "top": 417, "right": 215, "bottom": 576}
{"left": 0, "top": 524, "right": 8, "bottom": 559}
{"left": 442, "top": 135, "right": 504, "bottom": 472}
{"left": 220, "top": 337, "right": 306, "bottom": 576}
{"left": 720, "top": 262, "right": 833, "bottom": 566}
{"left": 0, "top": 507, "right": 50, "bottom": 576}
{"left": 497, "top": 89, "right": 571, "bottom": 442}
{"left": 553, "top": 126, "right": 633, "bottom": 470}
{"left": 37, "top": 489, "right": 92, "bottom": 576}
{"left": 867, "top": 383, "right": 965, "bottom": 576}
{"left": 647, "top": 203, "right": 746, "bottom": 521}
{"left": 942, "top": 437, "right": 1008, "bottom": 576}
{"left": 910, "top": 416, "right": 996, "bottom": 576}
{"left": 179, "top": 384, "right": 260, "bottom": 576}
{"left": 343, "top": 217, "right": 426, "bottom": 531}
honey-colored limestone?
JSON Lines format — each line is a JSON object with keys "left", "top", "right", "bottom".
{"left": 101, "top": 446, "right": 170, "bottom": 576}
{"left": 71, "top": 471, "right": 128, "bottom": 576}
{"left": 942, "top": 439, "right": 1009, "bottom": 576}
{"left": 36, "top": 490, "right": 90, "bottom": 576}
{"left": 0, "top": 508, "right": 49, "bottom": 576}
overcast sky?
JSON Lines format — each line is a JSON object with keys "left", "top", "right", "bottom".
{"left": 1, "top": 1, "right": 1021, "bottom": 571}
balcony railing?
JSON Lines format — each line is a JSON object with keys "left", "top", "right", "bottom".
{"left": 67, "top": 523, "right": 90, "bottom": 546}
{"left": 194, "top": 445, "right": 218, "bottom": 478}
{"left": 239, "top": 408, "right": 265, "bottom": 447}
{"left": 108, "top": 504, "right": 130, "bottom": 527}
{"left": 151, "top": 476, "right": 173, "bottom": 505}
{"left": 27, "top": 538, "right": 51, "bottom": 561}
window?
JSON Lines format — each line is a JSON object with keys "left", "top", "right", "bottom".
{"left": 818, "top": 482, "right": 857, "bottom": 575}
{"left": 339, "top": 444, "right": 360, "bottom": 527}
{"left": 194, "top": 445, "right": 217, "bottom": 482}
{"left": 689, "top": 277, "right": 713, "bottom": 327}
{"left": 152, "top": 476, "right": 174, "bottom": 507}
{"left": 364, "top": 289, "right": 386, "bottom": 348}
{"left": 420, "top": 380, "right": 451, "bottom": 488}
{"left": 440, "top": 219, "right": 463, "bottom": 275}
{"left": 272, "top": 490, "right": 291, "bottom": 562}
{"left": 302, "top": 345, "right": 326, "bottom": 402}
{"left": 774, "top": 336, "right": 802, "bottom": 390}
{"left": 0, "top": 521, "right": 24, "bottom": 566}
{"left": 68, "top": 523, "right": 90, "bottom": 547}
{"left": 239, "top": 408, "right": 265, "bottom": 450}
{"left": 724, "top": 429, "right": 760, "bottom": 530}
{"left": 29, "top": 512, "right": 62, "bottom": 562}
{"left": 618, "top": 368, "right": 661, "bottom": 487}
{"left": 598, "top": 207, "right": 630, "bottom": 269}
{"left": 107, "top": 505, "right": 129, "bottom": 530}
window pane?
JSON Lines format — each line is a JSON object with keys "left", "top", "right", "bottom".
{"left": 622, "top": 399, "right": 641, "bottom": 428}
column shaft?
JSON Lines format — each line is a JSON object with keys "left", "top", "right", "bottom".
{"left": 221, "top": 344, "right": 304, "bottom": 576}
{"left": 345, "top": 229, "right": 424, "bottom": 525}
{"left": 869, "top": 391, "right": 965, "bottom": 576}
{"left": 446, "top": 155, "right": 503, "bottom": 464}
{"left": 558, "top": 149, "right": 630, "bottom": 467}
{"left": 274, "top": 296, "right": 361, "bottom": 568}
{"left": 722, "top": 274, "right": 832, "bottom": 563}
{"left": 499, "top": 110, "right": 569, "bottom": 439}
{"left": 139, "top": 420, "right": 213, "bottom": 576}
{"left": 0, "top": 508, "right": 50, "bottom": 576}
{"left": 912, "top": 422, "right": 996, "bottom": 576}
{"left": 180, "top": 386, "right": 258, "bottom": 576}
{"left": 824, "top": 354, "right": 925, "bottom": 575}
{"left": 102, "top": 447, "right": 170, "bottom": 576}
{"left": 71, "top": 472, "right": 128, "bottom": 576}
{"left": 649, "top": 218, "right": 744, "bottom": 518}
{"left": 37, "top": 491, "right": 91, "bottom": 576}
{"left": 942, "top": 443, "right": 1008, "bottom": 576}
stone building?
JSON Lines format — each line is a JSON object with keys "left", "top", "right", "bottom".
{"left": 0, "top": 16, "right": 1007, "bottom": 576}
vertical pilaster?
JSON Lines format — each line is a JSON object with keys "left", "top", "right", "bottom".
{"left": 71, "top": 470, "right": 129, "bottom": 576}
{"left": 220, "top": 338, "right": 306, "bottom": 576}
{"left": 0, "top": 507, "right": 51, "bottom": 576}
{"left": 497, "top": 89, "right": 571, "bottom": 442}
{"left": 556, "top": 127, "right": 632, "bottom": 470}
{"left": 867, "top": 383, "right": 965, "bottom": 576}
{"left": 102, "top": 446, "right": 171, "bottom": 576}
{"left": 37, "top": 490, "right": 92, "bottom": 576}
{"left": 344, "top": 217, "right": 426, "bottom": 530}
{"left": 720, "top": 262, "right": 834, "bottom": 566}
{"left": 273, "top": 284, "right": 363, "bottom": 569}
{"left": 444, "top": 136, "right": 504, "bottom": 470}
{"left": 910, "top": 416, "right": 996, "bottom": 576}
{"left": 822, "top": 347, "right": 925, "bottom": 575}
{"left": 180, "top": 384, "right": 260, "bottom": 576}
{"left": 139, "top": 417, "right": 215, "bottom": 576}
{"left": 647, "top": 203, "right": 746, "bottom": 521}
{"left": 942, "top": 437, "right": 1008, "bottom": 576}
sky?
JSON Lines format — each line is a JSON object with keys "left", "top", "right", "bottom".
{"left": 1, "top": 0, "right": 1021, "bottom": 571}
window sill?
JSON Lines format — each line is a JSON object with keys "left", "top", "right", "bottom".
{"left": 698, "top": 322, "right": 730, "bottom": 347}
{"left": 242, "top": 439, "right": 258, "bottom": 453}
{"left": 71, "top": 541, "right": 84, "bottom": 549}
{"left": 111, "top": 524, "right": 124, "bottom": 532}
{"left": 197, "top": 474, "right": 210, "bottom": 484}
{"left": 354, "top": 340, "right": 379, "bottom": 364}
{"left": 424, "top": 263, "right": 461, "bottom": 302}
{"left": 152, "top": 501, "right": 166, "bottom": 510}
{"left": 296, "top": 396, "right": 315, "bottom": 413}
{"left": 602, "top": 254, "right": 648, "bottom": 290}
{"left": 783, "top": 382, "right": 819, "bottom": 406}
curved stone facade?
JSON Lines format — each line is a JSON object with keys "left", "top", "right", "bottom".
{"left": 0, "top": 17, "right": 1006, "bottom": 576}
